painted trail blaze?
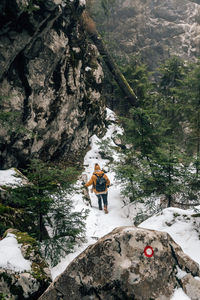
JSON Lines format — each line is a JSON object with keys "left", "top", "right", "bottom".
{"left": 144, "top": 246, "right": 154, "bottom": 257}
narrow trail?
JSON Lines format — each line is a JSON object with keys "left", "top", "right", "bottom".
{"left": 51, "top": 109, "right": 133, "bottom": 279}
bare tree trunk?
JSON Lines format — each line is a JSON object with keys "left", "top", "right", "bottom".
{"left": 81, "top": 11, "right": 138, "bottom": 106}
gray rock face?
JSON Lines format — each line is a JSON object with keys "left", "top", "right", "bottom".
{"left": 39, "top": 226, "right": 200, "bottom": 300}
{"left": 0, "top": 0, "right": 105, "bottom": 169}
{"left": 190, "top": 0, "right": 200, "bottom": 4}
{"left": 94, "top": 0, "right": 200, "bottom": 72}
{"left": 181, "top": 274, "right": 200, "bottom": 300}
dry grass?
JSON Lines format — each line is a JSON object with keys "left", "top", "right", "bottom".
{"left": 81, "top": 10, "right": 97, "bottom": 35}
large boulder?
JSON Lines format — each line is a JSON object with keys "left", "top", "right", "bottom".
{"left": 39, "top": 226, "right": 200, "bottom": 300}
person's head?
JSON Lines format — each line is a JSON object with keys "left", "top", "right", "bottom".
{"left": 94, "top": 163, "right": 100, "bottom": 171}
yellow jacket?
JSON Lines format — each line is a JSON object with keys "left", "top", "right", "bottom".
{"left": 85, "top": 170, "right": 110, "bottom": 194}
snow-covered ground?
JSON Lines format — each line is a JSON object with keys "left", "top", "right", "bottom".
{"left": 139, "top": 206, "right": 200, "bottom": 267}
{"left": 0, "top": 108, "right": 199, "bottom": 300}
{"left": 140, "top": 206, "right": 200, "bottom": 300}
{"left": 50, "top": 109, "right": 200, "bottom": 300}
{"left": 0, "top": 233, "right": 31, "bottom": 273}
{"left": 51, "top": 109, "right": 133, "bottom": 278}
{"left": 0, "top": 168, "right": 24, "bottom": 186}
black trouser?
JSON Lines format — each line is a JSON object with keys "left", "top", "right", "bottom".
{"left": 96, "top": 193, "right": 108, "bottom": 209}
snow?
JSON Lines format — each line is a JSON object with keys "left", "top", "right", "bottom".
{"left": 85, "top": 66, "right": 92, "bottom": 71}
{"left": 50, "top": 108, "right": 199, "bottom": 300}
{"left": 0, "top": 108, "right": 199, "bottom": 299}
{"left": 176, "top": 266, "right": 187, "bottom": 280}
{"left": 139, "top": 206, "right": 200, "bottom": 266}
{"left": 0, "top": 170, "right": 32, "bottom": 273}
{"left": 0, "top": 233, "right": 31, "bottom": 273}
{"left": 0, "top": 168, "right": 23, "bottom": 186}
{"left": 79, "top": 0, "right": 86, "bottom": 6}
{"left": 171, "top": 288, "right": 191, "bottom": 300}
{"left": 51, "top": 108, "right": 132, "bottom": 278}
{"left": 70, "top": 0, "right": 85, "bottom": 6}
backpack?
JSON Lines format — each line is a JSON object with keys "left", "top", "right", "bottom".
{"left": 95, "top": 173, "right": 106, "bottom": 192}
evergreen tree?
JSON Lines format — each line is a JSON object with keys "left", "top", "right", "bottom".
{"left": 178, "top": 60, "right": 200, "bottom": 175}
{"left": 157, "top": 56, "right": 186, "bottom": 146}
{"left": 8, "top": 159, "right": 87, "bottom": 251}
{"left": 7, "top": 159, "right": 88, "bottom": 265}
{"left": 0, "top": 95, "right": 25, "bottom": 134}
{"left": 152, "top": 57, "right": 187, "bottom": 206}
{"left": 42, "top": 190, "right": 88, "bottom": 267}
{"left": 114, "top": 57, "right": 191, "bottom": 208}
{"left": 113, "top": 62, "right": 161, "bottom": 204}
{"left": 173, "top": 60, "right": 200, "bottom": 204}
{"left": 106, "top": 56, "right": 152, "bottom": 113}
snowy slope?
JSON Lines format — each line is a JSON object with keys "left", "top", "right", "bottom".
{"left": 139, "top": 206, "right": 200, "bottom": 267}
{"left": 0, "top": 233, "right": 31, "bottom": 272}
{"left": 0, "top": 168, "right": 24, "bottom": 186}
{"left": 51, "top": 109, "right": 133, "bottom": 278}
{"left": 139, "top": 207, "right": 200, "bottom": 300}
{"left": 51, "top": 109, "right": 199, "bottom": 299}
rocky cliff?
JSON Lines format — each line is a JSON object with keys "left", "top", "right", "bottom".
{"left": 0, "top": 0, "right": 105, "bottom": 169}
{"left": 93, "top": 0, "right": 200, "bottom": 72}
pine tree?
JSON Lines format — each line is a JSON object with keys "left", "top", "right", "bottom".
{"left": 152, "top": 57, "right": 187, "bottom": 206}
{"left": 113, "top": 62, "right": 162, "bottom": 204}
{"left": 114, "top": 57, "right": 191, "bottom": 208}
{"left": 42, "top": 190, "right": 88, "bottom": 267}
{"left": 157, "top": 57, "right": 186, "bottom": 138}
{"left": 178, "top": 60, "right": 200, "bottom": 175}
{"left": 8, "top": 159, "right": 87, "bottom": 251}
{"left": 174, "top": 60, "right": 200, "bottom": 204}
{"left": 7, "top": 159, "right": 88, "bottom": 265}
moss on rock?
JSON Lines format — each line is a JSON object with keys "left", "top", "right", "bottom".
{"left": 0, "top": 229, "right": 51, "bottom": 299}
{"left": 4, "top": 229, "right": 51, "bottom": 283}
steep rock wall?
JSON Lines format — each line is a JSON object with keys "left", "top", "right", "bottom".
{"left": 0, "top": 0, "right": 105, "bottom": 169}
{"left": 93, "top": 0, "right": 200, "bottom": 72}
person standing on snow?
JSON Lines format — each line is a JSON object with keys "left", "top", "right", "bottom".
{"left": 85, "top": 163, "right": 110, "bottom": 214}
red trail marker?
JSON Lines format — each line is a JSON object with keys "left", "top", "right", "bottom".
{"left": 144, "top": 246, "right": 154, "bottom": 257}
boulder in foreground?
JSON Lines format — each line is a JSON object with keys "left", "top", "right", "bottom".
{"left": 39, "top": 226, "right": 200, "bottom": 300}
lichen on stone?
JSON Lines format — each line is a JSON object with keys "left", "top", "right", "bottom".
{"left": 0, "top": 229, "right": 51, "bottom": 299}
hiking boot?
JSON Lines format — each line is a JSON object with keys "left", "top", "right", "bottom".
{"left": 99, "top": 207, "right": 102, "bottom": 210}
{"left": 104, "top": 206, "right": 108, "bottom": 214}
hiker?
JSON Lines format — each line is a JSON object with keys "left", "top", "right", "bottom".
{"left": 85, "top": 163, "right": 110, "bottom": 214}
